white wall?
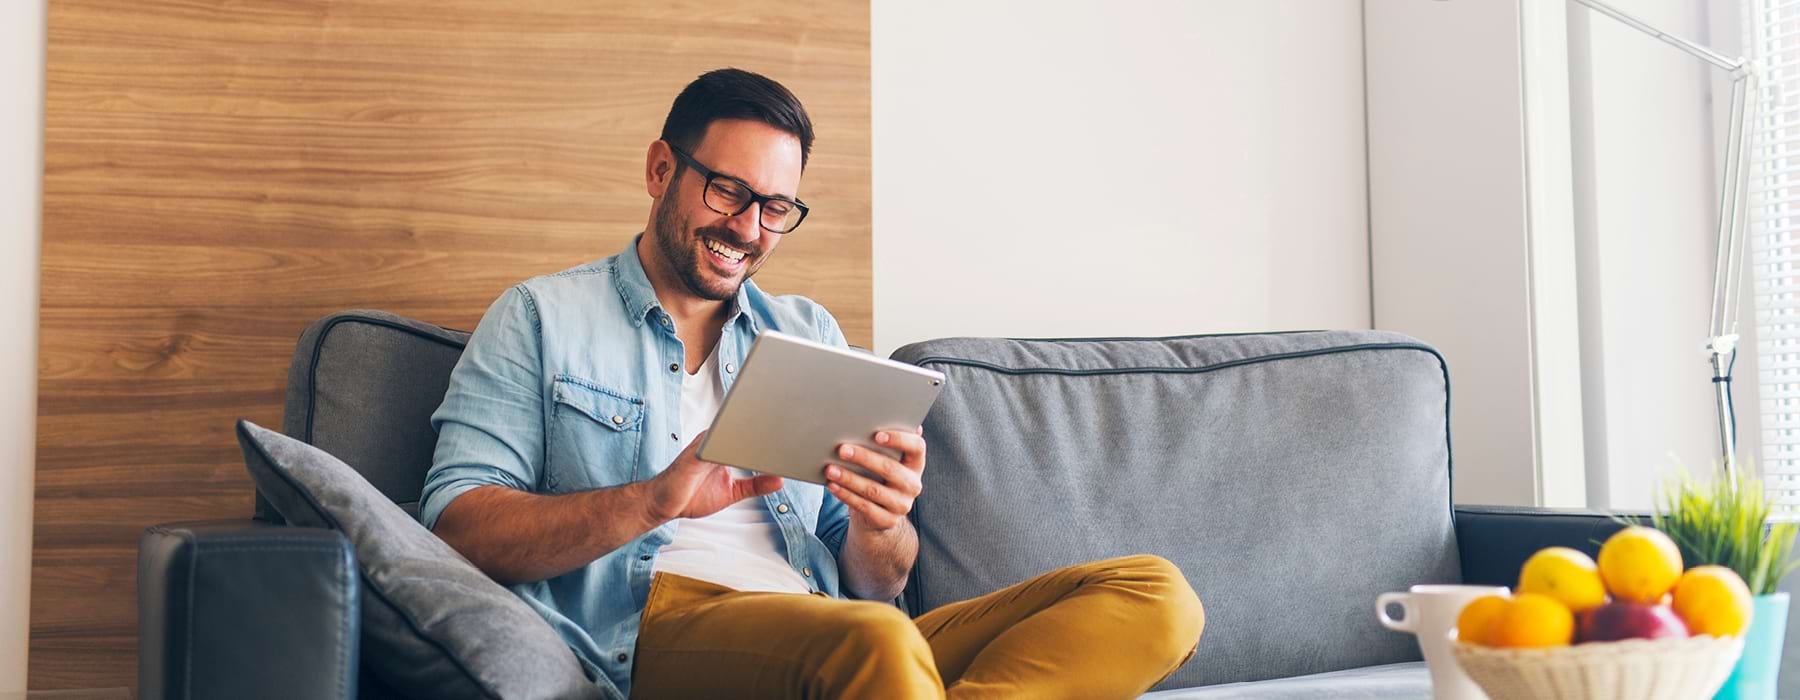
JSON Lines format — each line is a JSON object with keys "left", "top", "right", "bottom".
{"left": 1364, "top": 0, "right": 1544, "bottom": 507}
{"left": 0, "top": 0, "right": 43, "bottom": 689}
{"left": 871, "top": 0, "right": 1371, "bottom": 356}
{"left": 1568, "top": 0, "right": 1739, "bottom": 510}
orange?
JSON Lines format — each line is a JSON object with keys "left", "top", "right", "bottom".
{"left": 1518, "top": 547, "right": 1608, "bottom": 612}
{"left": 1597, "top": 527, "right": 1684, "bottom": 604}
{"left": 1455, "top": 594, "right": 1512, "bottom": 646}
{"left": 1672, "top": 565, "right": 1755, "bottom": 637}
{"left": 1489, "top": 593, "right": 1575, "bottom": 649}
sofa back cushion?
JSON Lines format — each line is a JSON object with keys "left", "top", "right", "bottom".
{"left": 890, "top": 331, "right": 1459, "bottom": 691}
{"left": 269, "top": 310, "right": 470, "bottom": 521}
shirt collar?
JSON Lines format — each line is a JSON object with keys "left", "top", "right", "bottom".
{"left": 612, "top": 233, "right": 761, "bottom": 334}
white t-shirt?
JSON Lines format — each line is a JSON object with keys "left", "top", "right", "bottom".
{"left": 651, "top": 346, "right": 813, "bottom": 594}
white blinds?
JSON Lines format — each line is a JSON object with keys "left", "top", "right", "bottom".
{"left": 1748, "top": 0, "right": 1800, "bottom": 509}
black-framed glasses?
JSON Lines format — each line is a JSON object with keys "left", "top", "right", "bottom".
{"left": 668, "top": 143, "right": 810, "bottom": 234}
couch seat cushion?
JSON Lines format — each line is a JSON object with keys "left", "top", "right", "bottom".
{"left": 1138, "top": 662, "right": 1428, "bottom": 699}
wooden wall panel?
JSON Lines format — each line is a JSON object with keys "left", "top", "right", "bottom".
{"left": 36, "top": 0, "right": 870, "bottom": 689}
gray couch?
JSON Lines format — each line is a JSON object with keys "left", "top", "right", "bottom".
{"left": 137, "top": 310, "right": 1800, "bottom": 698}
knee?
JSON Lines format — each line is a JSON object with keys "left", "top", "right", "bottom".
{"left": 834, "top": 603, "right": 931, "bottom": 662}
{"left": 1108, "top": 555, "right": 1206, "bottom": 661}
{"left": 817, "top": 603, "right": 941, "bottom": 695}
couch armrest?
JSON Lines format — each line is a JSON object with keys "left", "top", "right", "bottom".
{"left": 139, "top": 519, "right": 360, "bottom": 700}
{"left": 1453, "top": 505, "right": 1635, "bottom": 587}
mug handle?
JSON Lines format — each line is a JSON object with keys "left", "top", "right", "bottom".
{"left": 1376, "top": 592, "right": 1415, "bottom": 633}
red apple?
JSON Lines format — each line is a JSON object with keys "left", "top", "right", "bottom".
{"left": 1576, "top": 601, "right": 1689, "bottom": 643}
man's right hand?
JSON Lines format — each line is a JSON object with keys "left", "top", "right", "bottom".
{"left": 644, "top": 430, "right": 784, "bottom": 524}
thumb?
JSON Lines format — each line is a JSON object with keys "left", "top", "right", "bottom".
{"left": 730, "top": 473, "right": 783, "bottom": 501}
{"left": 749, "top": 474, "right": 784, "bottom": 496}
{"left": 682, "top": 430, "right": 709, "bottom": 455}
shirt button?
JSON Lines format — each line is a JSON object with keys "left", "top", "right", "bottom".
{"left": 802, "top": 567, "right": 813, "bottom": 578}
{"left": 616, "top": 652, "right": 629, "bottom": 663}
{"left": 640, "top": 554, "right": 652, "bottom": 561}
{"left": 776, "top": 503, "right": 790, "bottom": 514}
{"left": 669, "top": 363, "right": 679, "bottom": 373}
{"left": 611, "top": 415, "right": 624, "bottom": 425}
{"left": 661, "top": 316, "right": 671, "bottom": 327}
{"left": 725, "top": 363, "right": 736, "bottom": 374}
{"left": 670, "top": 432, "right": 679, "bottom": 441}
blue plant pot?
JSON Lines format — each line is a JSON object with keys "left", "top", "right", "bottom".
{"left": 1715, "top": 592, "right": 1789, "bottom": 700}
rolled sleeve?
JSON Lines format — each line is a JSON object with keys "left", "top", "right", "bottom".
{"left": 420, "top": 285, "right": 548, "bottom": 530}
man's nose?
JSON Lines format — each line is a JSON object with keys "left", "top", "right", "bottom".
{"left": 721, "top": 202, "right": 761, "bottom": 242}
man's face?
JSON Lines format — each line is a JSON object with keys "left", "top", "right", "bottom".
{"left": 650, "top": 119, "right": 804, "bottom": 302}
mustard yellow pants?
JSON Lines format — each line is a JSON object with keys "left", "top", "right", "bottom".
{"left": 630, "top": 554, "right": 1204, "bottom": 699}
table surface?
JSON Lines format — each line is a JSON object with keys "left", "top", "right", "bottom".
{"left": 0, "top": 690, "right": 132, "bottom": 700}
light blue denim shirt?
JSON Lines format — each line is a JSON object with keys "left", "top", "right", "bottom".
{"left": 420, "top": 235, "right": 853, "bottom": 698}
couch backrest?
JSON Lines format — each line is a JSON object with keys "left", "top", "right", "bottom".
{"left": 890, "top": 331, "right": 1459, "bottom": 691}
{"left": 262, "top": 310, "right": 470, "bottom": 522}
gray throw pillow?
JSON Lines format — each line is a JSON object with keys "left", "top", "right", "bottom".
{"left": 236, "top": 419, "right": 603, "bottom": 700}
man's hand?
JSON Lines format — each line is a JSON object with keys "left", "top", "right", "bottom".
{"left": 645, "top": 431, "right": 783, "bottom": 524}
{"left": 825, "top": 426, "right": 927, "bottom": 531}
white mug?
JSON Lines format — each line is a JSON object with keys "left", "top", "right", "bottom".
{"left": 1376, "top": 584, "right": 1508, "bottom": 700}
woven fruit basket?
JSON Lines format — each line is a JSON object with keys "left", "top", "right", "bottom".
{"left": 1449, "top": 634, "right": 1743, "bottom": 700}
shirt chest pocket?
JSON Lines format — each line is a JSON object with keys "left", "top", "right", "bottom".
{"left": 546, "top": 375, "right": 644, "bottom": 493}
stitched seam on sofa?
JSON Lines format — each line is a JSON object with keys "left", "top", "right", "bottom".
{"left": 242, "top": 425, "right": 504, "bottom": 700}
{"left": 335, "top": 541, "right": 350, "bottom": 700}
{"left": 184, "top": 534, "right": 196, "bottom": 700}
{"left": 195, "top": 544, "right": 344, "bottom": 554}
{"left": 301, "top": 314, "right": 469, "bottom": 444}
{"left": 902, "top": 507, "right": 925, "bottom": 618}
{"left": 179, "top": 534, "right": 338, "bottom": 547}
{"left": 908, "top": 341, "right": 1456, "bottom": 553}
{"left": 1002, "top": 329, "right": 1327, "bottom": 343}
{"left": 907, "top": 341, "right": 1438, "bottom": 376}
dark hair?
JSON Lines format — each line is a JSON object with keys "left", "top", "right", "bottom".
{"left": 660, "top": 68, "right": 815, "bottom": 169}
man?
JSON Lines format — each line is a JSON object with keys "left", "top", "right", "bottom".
{"left": 422, "top": 68, "right": 1203, "bottom": 699}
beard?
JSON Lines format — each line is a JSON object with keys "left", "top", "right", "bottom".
{"left": 650, "top": 180, "right": 766, "bottom": 302}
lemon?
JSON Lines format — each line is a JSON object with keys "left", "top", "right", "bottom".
{"left": 1455, "top": 594, "right": 1512, "bottom": 646}
{"left": 1518, "top": 547, "right": 1608, "bottom": 612}
{"left": 1597, "top": 527, "right": 1684, "bottom": 604}
{"left": 1672, "top": 565, "right": 1755, "bottom": 637}
{"left": 1490, "top": 593, "right": 1575, "bottom": 648}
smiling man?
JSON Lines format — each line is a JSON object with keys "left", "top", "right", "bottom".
{"left": 420, "top": 68, "right": 1204, "bottom": 699}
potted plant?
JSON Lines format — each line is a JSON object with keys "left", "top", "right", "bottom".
{"left": 1640, "top": 469, "right": 1799, "bottom": 699}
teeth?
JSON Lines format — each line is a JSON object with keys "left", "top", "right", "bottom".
{"left": 705, "top": 239, "right": 745, "bottom": 262}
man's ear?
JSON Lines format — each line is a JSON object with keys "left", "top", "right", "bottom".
{"left": 646, "top": 140, "right": 675, "bottom": 198}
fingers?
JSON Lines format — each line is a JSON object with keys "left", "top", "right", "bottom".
{"left": 827, "top": 476, "right": 906, "bottom": 530}
{"left": 833, "top": 444, "right": 921, "bottom": 498}
{"left": 872, "top": 430, "right": 927, "bottom": 471}
{"left": 825, "top": 460, "right": 914, "bottom": 516}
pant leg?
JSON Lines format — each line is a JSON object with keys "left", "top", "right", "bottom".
{"left": 631, "top": 572, "right": 946, "bottom": 700}
{"left": 912, "top": 554, "right": 1205, "bottom": 700}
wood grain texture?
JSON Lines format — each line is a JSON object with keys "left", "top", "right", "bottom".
{"left": 36, "top": 0, "right": 870, "bottom": 689}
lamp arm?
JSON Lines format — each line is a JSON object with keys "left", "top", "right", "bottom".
{"left": 1568, "top": 0, "right": 1748, "bottom": 76}
{"left": 1568, "top": 0, "right": 1758, "bottom": 475}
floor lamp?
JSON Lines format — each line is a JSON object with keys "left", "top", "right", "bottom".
{"left": 1569, "top": 0, "right": 1757, "bottom": 476}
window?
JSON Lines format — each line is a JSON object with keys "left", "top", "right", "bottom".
{"left": 1747, "top": 0, "right": 1800, "bottom": 510}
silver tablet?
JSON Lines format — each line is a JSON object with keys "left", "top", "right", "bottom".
{"left": 697, "top": 331, "right": 946, "bottom": 485}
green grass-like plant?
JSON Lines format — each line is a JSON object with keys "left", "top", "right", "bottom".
{"left": 1631, "top": 469, "right": 1800, "bottom": 596}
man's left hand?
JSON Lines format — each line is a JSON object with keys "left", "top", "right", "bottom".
{"left": 825, "top": 426, "right": 926, "bottom": 531}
